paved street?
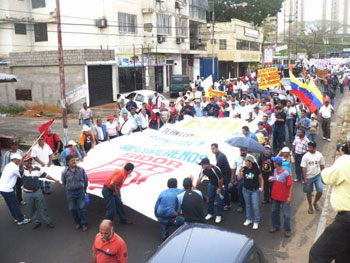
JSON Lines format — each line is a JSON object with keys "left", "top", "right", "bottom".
{"left": 0, "top": 93, "right": 348, "bottom": 263}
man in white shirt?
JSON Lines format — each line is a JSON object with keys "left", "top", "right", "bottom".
{"left": 138, "top": 108, "right": 149, "bottom": 131}
{"left": 78, "top": 102, "right": 93, "bottom": 127}
{"left": 0, "top": 154, "right": 31, "bottom": 225}
{"left": 301, "top": 141, "right": 325, "bottom": 214}
{"left": 31, "top": 136, "right": 53, "bottom": 194}
{"left": 229, "top": 103, "right": 240, "bottom": 118}
{"left": 239, "top": 100, "right": 252, "bottom": 121}
{"left": 119, "top": 113, "right": 134, "bottom": 136}
{"left": 318, "top": 99, "right": 334, "bottom": 142}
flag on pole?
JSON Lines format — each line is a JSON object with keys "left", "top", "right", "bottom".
{"left": 341, "top": 74, "right": 349, "bottom": 86}
{"left": 38, "top": 119, "right": 55, "bottom": 136}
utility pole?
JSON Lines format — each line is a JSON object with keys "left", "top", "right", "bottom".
{"left": 211, "top": 1, "right": 215, "bottom": 85}
{"left": 56, "top": 0, "right": 68, "bottom": 144}
{"left": 287, "top": 20, "right": 292, "bottom": 65}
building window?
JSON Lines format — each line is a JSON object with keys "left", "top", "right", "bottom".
{"left": 31, "top": 0, "right": 45, "bottom": 9}
{"left": 34, "top": 23, "right": 48, "bottom": 42}
{"left": 14, "top": 23, "right": 26, "bottom": 35}
{"left": 250, "top": 41, "right": 260, "bottom": 51}
{"left": 189, "top": 0, "right": 209, "bottom": 20}
{"left": 236, "top": 39, "right": 249, "bottom": 50}
{"left": 176, "top": 17, "right": 187, "bottom": 37}
{"left": 118, "top": 13, "right": 137, "bottom": 34}
{"left": 157, "top": 14, "right": 172, "bottom": 35}
{"left": 219, "top": 39, "right": 227, "bottom": 50}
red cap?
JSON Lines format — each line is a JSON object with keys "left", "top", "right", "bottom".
{"left": 108, "top": 115, "right": 114, "bottom": 120}
{"left": 24, "top": 156, "right": 32, "bottom": 161}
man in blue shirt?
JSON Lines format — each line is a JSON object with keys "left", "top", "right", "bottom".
{"left": 154, "top": 178, "right": 184, "bottom": 240}
{"left": 242, "top": 126, "right": 259, "bottom": 142}
{"left": 295, "top": 110, "right": 312, "bottom": 140}
{"left": 204, "top": 98, "right": 220, "bottom": 117}
{"left": 194, "top": 100, "right": 204, "bottom": 117}
{"left": 60, "top": 141, "right": 84, "bottom": 166}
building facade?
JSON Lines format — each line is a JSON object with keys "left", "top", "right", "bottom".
{"left": 204, "top": 19, "right": 263, "bottom": 79}
{"left": 0, "top": 0, "right": 209, "bottom": 111}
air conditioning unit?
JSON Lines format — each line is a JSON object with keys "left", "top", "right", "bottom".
{"left": 142, "top": 8, "right": 154, "bottom": 14}
{"left": 176, "top": 37, "right": 182, "bottom": 44}
{"left": 175, "top": 1, "right": 182, "bottom": 9}
{"left": 157, "top": 35, "right": 165, "bottom": 43}
{"left": 95, "top": 18, "right": 107, "bottom": 28}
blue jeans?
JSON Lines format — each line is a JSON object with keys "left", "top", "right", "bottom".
{"left": 310, "top": 134, "right": 316, "bottom": 142}
{"left": 102, "top": 185, "right": 127, "bottom": 223}
{"left": 41, "top": 181, "right": 51, "bottom": 191}
{"left": 24, "top": 189, "right": 51, "bottom": 224}
{"left": 0, "top": 157, "right": 2, "bottom": 177}
{"left": 157, "top": 216, "right": 184, "bottom": 239}
{"left": 303, "top": 174, "right": 323, "bottom": 193}
{"left": 0, "top": 191, "right": 25, "bottom": 222}
{"left": 242, "top": 187, "right": 260, "bottom": 223}
{"left": 273, "top": 124, "right": 286, "bottom": 150}
{"left": 294, "top": 153, "right": 305, "bottom": 181}
{"left": 207, "top": 183, "right": 224, "bottom": 216}
{"left": 237, "top": 179, "right": 245, "bottom": 209}
{"left": 66, "top": 188, "right": 87, "bottom": 226}
{"left": 82, "top": 119, "right": 91, "bottom": 127}
{"left": 272, "top": 199, "right": 291, "bottom": 232}
{"left": 286, "top": 119, "right": 294, "bottom": 142}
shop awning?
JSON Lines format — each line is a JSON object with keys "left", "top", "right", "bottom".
{"left": 0, "top": 73, "right": 19, "bottom": 83}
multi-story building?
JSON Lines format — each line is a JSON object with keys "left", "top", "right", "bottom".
{"left": 0, "top": 0, "right": 209, "bottom": 110}
{"left": 204, "top": 19, "right": 263, "bottom": 79}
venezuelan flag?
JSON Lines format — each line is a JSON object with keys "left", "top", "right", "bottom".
{"left": 341, "top": 74, "right": 349, "bottom": 86}
{"left": 290, "top": 72, "right": 322, "bottom": 113}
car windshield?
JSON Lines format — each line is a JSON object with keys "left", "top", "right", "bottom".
{"left": 126, "top": 92, "right": 136, "bottom": 99}
{"left": 281, "top": 79, "right": 291, "bottom": 86}
{"left": 135, "top": 94, "right": 144, "bottom": 102}
{"left": 172, "top": 77, "right": 184, "bottom": 84}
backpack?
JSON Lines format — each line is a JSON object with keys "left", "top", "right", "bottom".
{"left": 52, "top": 133, "right": 63, "bottom": 153}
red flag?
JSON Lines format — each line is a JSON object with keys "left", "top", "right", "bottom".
{"left": 38, "top": 119, "right": 55, "bottom": 136}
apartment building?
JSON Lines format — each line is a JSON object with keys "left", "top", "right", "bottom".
{"left": 0, "top": 0, "right": 209, "bottom": 110}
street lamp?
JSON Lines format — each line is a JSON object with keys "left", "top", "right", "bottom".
{"left": 210, "top": 1, "right": 247, "bottom": 84}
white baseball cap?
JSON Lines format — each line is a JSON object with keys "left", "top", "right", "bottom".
{"left": 281, "top": 147, "right": 290, "bottom": 153}
{"left": 11, "top": 153, "right": 22, "bottom": 160}
{"left": 82, "top": 125, "right": 91, "bottom": 132}
{"left": 68, "top": 140, "right": 77, "bottom": 146}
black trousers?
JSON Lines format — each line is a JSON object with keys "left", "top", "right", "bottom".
{"left": 309, "top": 213, "right": 350, "bottom": 263}
{"left": 15, "top": 177, "right": 23, "bottom": 203}
{"left": 262, "top": 173, "right": 272, "bottom": 201}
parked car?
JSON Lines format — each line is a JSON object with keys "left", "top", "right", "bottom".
{"left": 121, "top": 90, "right": 169, "bottom": 109}
{"left": 170, "top": 75, "right": 190, "bottom": 98}
{"left": 146, "top": 223, "right": 267, "bottom": 263}
{"left": 281, "top": 77, "right": 305, "bottom": 91}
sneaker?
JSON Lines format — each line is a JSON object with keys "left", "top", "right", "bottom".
{"left": 236, "top": 207, "right": 244, "bottom": 213}
{"left": 269, "top": 227, "right": 280, "bottom": 233}
{"left": 82, "top": 225, "right": 88, "bottom": 232}
{"left": 20, "top": 201, "right": 26, "bottom": 205}
{"left": 243, "top": 219, "right": 252, "bottom": 226}
{"left": 46, "top": 223, "right": 55, "bottom": 229}
{"left": 224, "top": 205, "right": 231, "bottom": 211}
{"left": 215, "top": 216, "right": 222, "bottom": 224}
{"left": 17, "top": 218, "right": 31, "bottom": 225}
{"left": 32, "top": 223, "right": 42, "bottom": 230}
{"left": 293, "top": 179, "right": 300, "bottom": 182}
{"left": 205, "top": 214, "right": 214, "bottom": 220}
{"left": 322, "top": 137, "right": 326, "bottom": 140}
{"left": 252, "top": 222, "right": 259, "bottom": 230}
{"left": 284, "top": 232, "right": 291, "bottom": 238}
{"left": 327, "top": 138, "right": 331, "bottom": 142}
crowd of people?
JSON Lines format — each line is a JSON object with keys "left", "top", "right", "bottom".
{"left": 0, "top": 64, "right": 349, "bottom": 262}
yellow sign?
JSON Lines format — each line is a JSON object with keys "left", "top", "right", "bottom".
{"left": 205, "top": 88, "right": 227, "bottom": 99}
{"left": 258, "top": 67, "right": 281, "bottom": 89}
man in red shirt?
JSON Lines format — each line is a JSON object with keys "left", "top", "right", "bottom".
{"left": 102, "top": 163, "right": 134, "bottom": 224}
{"left": 91, "top": 219, "right": 128, "bottom": 263}
{"left": 44, "top": 127, "right": 62, "bottom": 166}
{"left": 269, "top": 157, "right": 293, "bottom": 238}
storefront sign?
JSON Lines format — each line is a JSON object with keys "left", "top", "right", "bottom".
{"left": 244, "top": 27, "right": 259, "bottom": 38}
{"left": 119, "top": 55, "right": 166, "bottom": 67}
{"left": 258, "top": 67, "right": 281, "bottom": 89}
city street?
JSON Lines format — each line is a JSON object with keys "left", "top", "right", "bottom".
{"left": 0, "top": 92, "right": 348, "bottom": 263}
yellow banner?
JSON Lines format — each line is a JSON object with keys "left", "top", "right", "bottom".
{"left": 258, "top": 67, "right": 281, "bottom": 89}
{"left": 205, "top": 88, "right": 227, "bottom": 98}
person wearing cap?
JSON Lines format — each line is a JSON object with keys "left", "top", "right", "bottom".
{"left": 284, "top": 100, "right": 297, "bottom": 143}
{"left": 231, "top": 148, "right": 257, "bottom": 213}
{"left": 105, "top": 115, "right": 118, "bottom": 140}
{"left": 204, "top": 97, "right": 220, "bottom": 117}
{"left": 61, "top": 154, "right": 89, "bottom": 231}
{"left": 125, "top": 96, "right": 138, "bottom": 112}
{"left": 301, "top": 141, "right": 325, "bottom": 214}
{"left": 31, "top": 135, "right": 53, "bottom": 194}
{"left": 60, "top": 140, "right": 84, "bottom": 166}
{"left": 175, "top": 177, "right": 207, "bottom": 223}
{"left": 273, "top": 106, "right": 287, "bottom": 152}
{"left": 194, "top": 99, "right": 204, "bottom": 117}
{"left": 269, "top": 156, "right": 293, "bottom": 238}
{"left": 80, "top": 125, "right": 95, "bottom": 156}
{"left": 277, "top": 147, "right": 295, "bottom": 177}
{"left": 20, "top": 155, "right": 58, "bottom": 229}
{"left": 79, "top": 102, "right": 94, "bottom": 127}
{"left": 3, "top": 140, "right": 24, "bottom": 204}
{"left": 296, "top": 110, "right": 312, "bottom": 141}
{"left": 229, "top": 101, "right": 240, "bottom": 119}
{"left": 0, "top": 154, "right": 31, "bottom": 225}
{"left": 93, "top": 119, "right": 109, "bottom": 144}
{"left": 154, "top": 178, "right": 184, "bottom": 240}
{"left": 237, "top": 155, "right": 264, "bottom": 230}
{"left": 102, "top": 163, "right": 135, "bottom": 225}
{"left": 318, "top": 99, "right": 334, "bottom": 142}
{"left": 258, "top": 145, "right": 274, "bottom": 204}
{"left": 180, "top": 99, "right": 195, "bottom": 119}
{"left": 195, "top": 157, "right": 224, "bottom": 224}
{"left": 309, "top": 147, "right": 350, "bottom": 263}
{"left": 309, "top": 114, "right": 319, "bottom": 142}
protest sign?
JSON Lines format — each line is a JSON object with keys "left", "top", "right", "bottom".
{"left": 315, "top": 67, "right": 329, "bottom": 80}
{"left": 65, "top": 85, "right": 88, "bottom": 105}
{"left": 44, "top": 117, "right": 271, "bottom": 220}
{"left": 258, "top": 67, "right": 281, "bottom": 89}
{"left": 205, "top": 88, "right": 227, "bottom": 99}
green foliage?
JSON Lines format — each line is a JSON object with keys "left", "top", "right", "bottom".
{"left": 0, "top": 106, "right": 25, "bottom": 115}
{"left": 213, "top": 0, "right": 284, "bottom": 26}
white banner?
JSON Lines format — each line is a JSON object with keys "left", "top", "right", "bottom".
{"left": 44, "top": 117, "right": 265, "bottom": 220}
{"left": 65, "top": 85, "right": 88, "bottom": 105}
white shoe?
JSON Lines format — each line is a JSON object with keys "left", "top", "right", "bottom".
{"left": 327, "top": 138, "right": 331, "bottom": 142}
{"left": 17, "top": 218, "right": 31, "bottom": 225}
{"left": 215, "top": 216, "right": 222, "bottom": 224}
{"left": 205, "top": 214, "right": 214, "bottom": 220}
{"left": 252, "top": 222, "right": 259, "bottom": 230}
{"left": 243, "top": 219, "right": 253, "bottom": 226}
{"left": 323, "top": 137, "right": 326, "bottom": 140}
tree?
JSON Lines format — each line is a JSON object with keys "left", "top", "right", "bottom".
{"left": 213, "top": 0, "right": 284, "bottom": 26}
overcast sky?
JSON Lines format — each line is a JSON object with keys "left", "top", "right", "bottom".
{"left": 304, "top": 0, "right": 324, "bottom": 21}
